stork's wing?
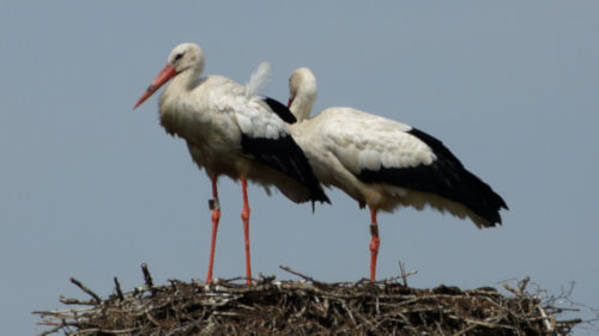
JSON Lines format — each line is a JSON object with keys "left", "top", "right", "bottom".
{"left": 218, "top": 91, "right": 329, "bottom": 204}
{"left": 318, "top": 107, "right": 507, "bottom": 225}
{"left": 317, "top": 108, "right": 435, "bottom": 175}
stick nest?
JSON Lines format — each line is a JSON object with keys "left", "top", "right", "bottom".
{"left": 35, "top": 265, "right": 580, "bottom": 335}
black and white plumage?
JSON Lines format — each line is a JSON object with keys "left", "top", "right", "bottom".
{"left": 355, "top": 126, "right": 506, "bottom": 226}
{"left": 285, "top": 67, "right": 508, "bottom": 280}
{"left": 261, "top": 97, "right": 297, "bottom": 123}
{"left": 134, "top": 44, "right": 329, "bottom": 285}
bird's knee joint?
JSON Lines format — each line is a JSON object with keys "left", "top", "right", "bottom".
{"left": 370, "top": 237, "right": 381, "bottom": 253}
{"left": 241, "top": 207, "right": 251, "bottom": 221}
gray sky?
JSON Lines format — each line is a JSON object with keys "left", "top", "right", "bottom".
{"left": 1, "top": 1, "right": 598, "bottom": 334}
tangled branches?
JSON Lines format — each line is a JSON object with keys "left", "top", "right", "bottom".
{"left": 34, "top": 265, "right": 581, "bottom": 335}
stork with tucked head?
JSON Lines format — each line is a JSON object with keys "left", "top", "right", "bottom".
{"left": 134, "top": 44, "right": 329, "bottom": 284}
{"left": 286, "top": 67, "right": 508, "bottom": 281}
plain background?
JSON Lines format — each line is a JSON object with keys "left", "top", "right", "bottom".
{"left": 1, "top": 1, "right": 597, "bottom": 334}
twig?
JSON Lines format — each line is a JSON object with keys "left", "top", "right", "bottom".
{"left": 557, "top": 318, "right": 583, "bottom": 325}
{"left": 72, "top": 327, "right": 139, "bottom": 334}
{"left": 399, "top": 261, "right": 408, "bottom": 287}
{"left": 58, "top": 296, "right": 96, "bottom": 305}
{"left": 141, "top": 262, "right": 156, "bottom": 296}
{"left": 221, "top": 276, "right": 246, "bottom": 283}
{"left": 145, "top": 308, "right": 166, "bottom": 328}
{"left": 451, "top": 324, "right": 477, "bottom": 336}
{"left": 37, "top": 323, "right": 63, "bottom": 336}
{"left": 503, "top": 283, "right": 520, "bottom": 296}
{"left": 340, "top": 299, "right": 357, "bottom": 326}
{"left": 279, "top": 265, "right": 324, "bottom": 286}
{"left": 69, "top": 277, "right": 101, "bottom": 303}
{"left": 114, "top": 276, "right": 124, "bottom": 301}
{"left": 518, "top": 277, "right": 530, "bottom": 294}
{"left": 536, "top": 304, "right": 554, "bottom": 332}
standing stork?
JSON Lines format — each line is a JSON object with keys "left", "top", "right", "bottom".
{"left": 133, "top": 44, "right": 329, "bottom": 285}
{"left": 285, "top": 67, "right": 508, "bottom": 281}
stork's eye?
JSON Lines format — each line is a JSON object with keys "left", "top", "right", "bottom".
{"left": 174, "top": 53, "right": 184, "bottom": 62}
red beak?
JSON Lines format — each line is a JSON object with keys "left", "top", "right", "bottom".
{"left": 287, "top": 96, "right": 294, "bottom": 108}
{"left": 133, "top": 64, "right": 177, "bottom": 109}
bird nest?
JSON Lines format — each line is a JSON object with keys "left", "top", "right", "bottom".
{"left": 35, "top": 264, "right": 581, "bottom": 335}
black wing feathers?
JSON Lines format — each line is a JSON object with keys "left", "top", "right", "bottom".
{"left": 358, "top": 127, "right": 507, "bottom": 226}
{"left": 241, "top": 133, "right": 330, "bottom": 204}
{"left": 262, "top": 97, "right": 297, "bottom": 124}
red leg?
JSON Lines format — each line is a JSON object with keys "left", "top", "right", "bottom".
{"left": 241, "top": 177, "right": 252, "bottom": 285}
{"left": 369, "top": 206, "right": 380, "bottom": 281}
{"left": 206, "top": 177, "right": 220, "bottom": 283}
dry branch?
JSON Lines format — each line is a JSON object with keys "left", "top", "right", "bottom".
{"left": 140, "top": 262, "right": 156, "bottom": 296}
{"left": 113, "top": 277, "right": 124, "bottom": 301}
{"left": 69, "top": 277, "right": 101, "bottom": 304}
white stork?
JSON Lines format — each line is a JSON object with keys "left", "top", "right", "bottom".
{"left": 285, "top": 67, "right": 508, "bottom": 281}
{"left": 133, "top": 44, "right": 329, "bottom": 285}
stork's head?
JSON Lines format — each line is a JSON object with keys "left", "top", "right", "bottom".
{"left": 288, "top": 67, "right": 317, "bottom": 121}
{"left": 134, "top": 43, "right": 205, "bottom": 109}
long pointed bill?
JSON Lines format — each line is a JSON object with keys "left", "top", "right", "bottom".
{"left": 133, "top": 64, "right": 177, "bottom": 109}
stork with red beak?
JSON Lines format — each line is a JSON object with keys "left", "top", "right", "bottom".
{"left": 134, "top": 44, "right": 329, "bottom": 284}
